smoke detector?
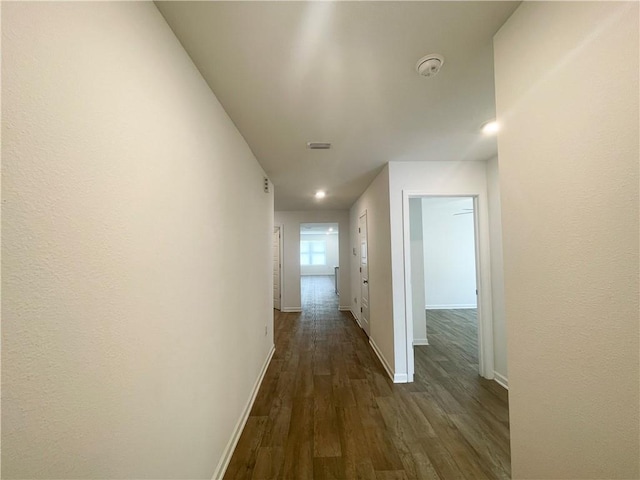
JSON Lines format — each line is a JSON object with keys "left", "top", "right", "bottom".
{"left": 416, "top": 54, "right": 444, "bottom": 78}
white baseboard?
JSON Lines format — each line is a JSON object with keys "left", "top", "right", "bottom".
{"left": 368, "top": 338, "right": 407, "bottom": 383}
{"left": 339, "top": 306, "right": 351, "bottom": 312}
{"left": 281, "top": 307, "right": 302, "bottom": 313}
{"left": 350, "top": 308, "right": 362, "bottom": 328}
{"left": 413, "top": 338, "right": 429, "bottom": 346}
{"left": 212, "top": 344, "right": 275, "bottom": 480}
{"left": 426, "top": 304, "right": 477, "bottom": 310}
{"left": 369, "top": 338, "right": 393, "bottom": 380}
{"left": 494, "top": 371, "right": 509, "bottom": 390}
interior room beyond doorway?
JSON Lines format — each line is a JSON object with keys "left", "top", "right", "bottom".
{"left": 300, "top": 223, "right": 340, "bottom": 308}
{"left": 407, "top": 196, "right": 484, "bottom": 377}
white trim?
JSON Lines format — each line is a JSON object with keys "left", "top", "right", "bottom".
{"left": 426, "top": 304, "right": 477, "bottom": 310}
{"left": 358, "top": 210, "right": 371, "bottom": 337}
{"left": 213, "top": 345, "right": 275, "bottom": 480}
{"left": 281, "top": 307, "right": 302, "bottom": 313}
{"left": 494, "top": 371, "right": 509, "bottom": 390}
{"left": 275, "top": 223, "right": 284, "bottom": 312}
{"left": 401, "top": 193, "right": 416, "bottom": 382}
{"left": 338, "top": 306, "right": 351, "bottom": 311}
{"left": 413, "top": 338, "right": 429, "bottom": 346}
{"left": 369, "top": 337, "right": 393, "bottom": 380}
{"left": 369, "top": 337, "right": 407, "bottom": 383}
{"left": 402, "top": 191, "right": 495, "bottom": 381}
{"left": 351, "top": 308, "right": 362, "bottom": 328}
{"left": 273, "top": 225, "right": 284, "bottom": 311}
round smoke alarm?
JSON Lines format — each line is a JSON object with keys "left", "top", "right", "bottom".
{"left": 416, "top": 54, "right": 444, "bottom": 78}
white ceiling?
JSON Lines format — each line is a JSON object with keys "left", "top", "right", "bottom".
{"left": 422, "top": 196, "right": 474, "bottom": 214}
{"left": 157, "top": 1, "right": 520, "bottom": 211}
{"left": 301, "top": 222, "right": 339, "bottom": 235}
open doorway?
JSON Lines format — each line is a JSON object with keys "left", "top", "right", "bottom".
{"left": 423, "top": 196, "right": 477, "bottom": 345}
{"left": 300, "top": 223, "right": 339, "bottom": 310}
{"left": 404, "top": 195, "right": 492, "bottom": 380}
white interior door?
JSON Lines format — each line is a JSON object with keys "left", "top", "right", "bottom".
{"left": 273, "top": 227, "right": 281, "bottom": 310}
{"left": 359, "top": 212, "right": 370, "bottom": 336}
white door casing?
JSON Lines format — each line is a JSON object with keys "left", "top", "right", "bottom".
{"left": 273, "top": 227, "right": 281, "bottom": 310}
{"left": 359, "top": 212, "right": 370, "bottom": 336}
{"left": 402, "top": 192, "right": 494, "bottom": 382}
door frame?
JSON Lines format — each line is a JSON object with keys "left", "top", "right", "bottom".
{"left": 402, "top": 192, "right": 495, "bottom": 381}
{"left": 274, "top": 224, "right": 284, "bottom": 311}
{"left": 358, "top": 210, "right": 370, "bottom": 336}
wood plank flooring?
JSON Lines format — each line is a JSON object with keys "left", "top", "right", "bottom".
{"left": 224, "top": 276, "right": 510, "bottom": 479}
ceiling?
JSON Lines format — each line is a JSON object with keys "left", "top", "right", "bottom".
{"left": 157, "top": 1, "right": 520, "bottom": 211}
{"left": 301, "top": 222, "right": 339, "bottom": 235}
{"left": 421, "top": 196, "right": 474, "bottom": 214}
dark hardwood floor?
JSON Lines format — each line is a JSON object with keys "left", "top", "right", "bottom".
{"left": 224, "top": 276, "right": 510, "bottom": 479}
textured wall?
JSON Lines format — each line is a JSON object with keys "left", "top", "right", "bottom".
{"left": 422, "top": 197, "right": 477, "bottom": 309}
{"left": 349, "top": 166, "right": 394, "bottom": 371}
{"left": 2, "top": 3, "right": 273, "bottom": 478}
{"left": 494, "top": 2, "right": 639, "bottom": 478}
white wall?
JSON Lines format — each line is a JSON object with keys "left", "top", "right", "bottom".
{"left": 388, "top": 161, "right": 495, "bottom": 381}
{"left": 486, "top": 156, "right": 508, "bottom": 386}
{"left": 349, "top": 166, "right": 395, "bottom": 375}
{"left": 494, "top": 2, "right": 639, "bottom": 478}
{"left": 2, "top": 3, "right": 274, "bottom": 479}
{"left": 409, "top": 199, "right": 427, "bottom": 344}
{"left": 300, "top": 233, "right": 339, "bottom": 276}
{"left": 274, "top": 211, "right": 350, "bottom": 311}
{"left": 422, "top": 197, "right": 477, "bottom": 309}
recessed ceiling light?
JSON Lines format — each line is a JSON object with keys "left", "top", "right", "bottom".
{"left": 315, "top": 190, "right": 326, "bottom": 199}
{"left": 481, "top": 120, "right": 500, "bottom": 135}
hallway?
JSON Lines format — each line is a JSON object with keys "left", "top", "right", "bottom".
{"left": 224, "top": 276, "right": 510, "bottom": 479}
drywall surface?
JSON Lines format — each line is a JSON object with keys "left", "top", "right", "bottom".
{"left": 409, "top": 199, "right": 427, "bottom": 344}
{"left": 349, "top": 166, "right": 394, "bottom": 370}
{"left": 388, "top": 161, "right": 494, "bottom": 380}
{"left": 494, "top": 2, "right": 639, "bottom": 478}
{"left": 2, "top": 3, "right": 274, "bottom": 478}
{"left": 422, "top": 197, "right": 477, "bottom": 309}
{"left": 300, "top": 233, "right": 339, "bottom": 276}
{"left": 274, "top": 210, "right": 350, "bottom": 311}
{"left": 486, "top": 156, "right": 508, "bottom": 384}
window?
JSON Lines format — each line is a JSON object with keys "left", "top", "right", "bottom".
{"left": 300, "top": 240, "right": 326, "bottom": 266}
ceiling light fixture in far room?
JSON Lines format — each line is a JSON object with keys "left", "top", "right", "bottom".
{"left": 315, "top": 190, "right": 326, "bottom": 199}
{"left": 481, "top": 120, "right": 500, "bottom": 135}
{"left": 415, "top": 53, "right": 444, "bottom": 78}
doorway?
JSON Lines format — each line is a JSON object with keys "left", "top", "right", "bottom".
{"left": 299, "top": 223, "right": 339, "bottom": 311}
{"left": 403, "top": 194, "right": 493, "bottom": 381}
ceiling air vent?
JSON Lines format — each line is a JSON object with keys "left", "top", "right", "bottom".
{"left": 307, "top": 142, "right": 331, "bottom": 150}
